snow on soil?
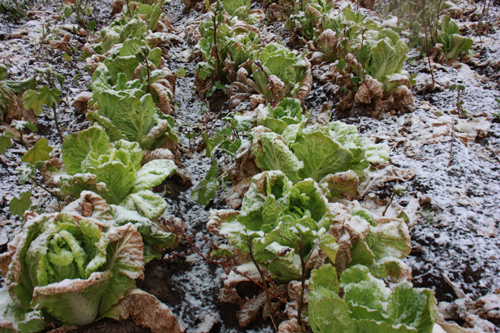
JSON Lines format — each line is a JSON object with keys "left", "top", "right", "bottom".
{"left": 0, "top": 0, "right": 500, "bottom": 331}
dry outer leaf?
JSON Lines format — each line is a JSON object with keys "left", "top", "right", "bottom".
{"left": 355, "top": 75, "right": 383, "bottom": 104}
{"left": 72, "top": 91, "right": 93, "bottom": 114}
{"left": 151, "top": 81, "right": 174, "bottom": 115}
{"left": 359, "top": 164, "right": 416, "bottom": 197}
{"left": 107, "top": 289, "right": 183, "bottom": 333}
{"left": 278, "top": 318, "right": 306, "bottom": 333}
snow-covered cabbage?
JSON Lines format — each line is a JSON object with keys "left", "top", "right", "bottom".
{"left": 286, "top": 0, "right": 335, "bottom": 40}
{"left": 221, "top": 0, "right": 263, "bottom": 24}
{"left": 89, "top": 64, "right": 178, "bottom": 149}
{"left": 309, "top": 264, "right": 439, "bottom": 333}
{"left": 437, "top": 16, "right": 473, "bottom": 60}
{"left": 92, "top": 17, "right": 148, "bottom": 54}
{"left": 339, "top": 205, "right": 412, "bottom": 280}
{"left": 195, "top": 16, "right": 260, "bottom": 82}
{"left": 0, "top": 196, "right": 145, "bottom": 328}
{"left": 250, "top": 43, "right": 309, "bottom": 102}
{"left": 209, "top": 171, "right": 338, "bottom": 281}
{"left": 57, "top": 126, "right": 177, "bottom": 206}
{"left": 44, "top": 127, "right": 177, "bottom": 261}
{"left": 256, "top": 98, "right": 303, "bottom": 135}
{"left": 252, "top": 121, "right": 388, "bottom": 186}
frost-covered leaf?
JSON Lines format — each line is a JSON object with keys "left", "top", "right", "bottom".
{"left": 252, "top": 129, "right": 304, "bottom": 183}
{"left": 132, "top": 159, "right": 177, "bottom": 193}
{"left": 121, "top": 190, "right": 167, "bottom": 220}
{"left": 309, "top": 265, "right": 438, "bottom": 333}
{"left": 62, "top": 127, "right": 111, "bottom": 175}
{"left": 292, "top": 130, "right": 367, "bottom": 181}
{"left": 0, "top": 288, "right": 46, "bottom": 333}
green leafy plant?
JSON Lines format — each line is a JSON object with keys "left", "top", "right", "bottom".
{"left": 92, "top": 17, "right": 148, "bottom": 54}
{"left": 309, "top": 264, "right": 439, "bottom": 333}
{"left": 191, "top": 112, "right": 251, "bottom": 205}
{"left": 209, "top": 171, "right": 338, "bottom": 282}
{"left": 220, "top": 0, "right": 263, "bottom": 23}
{"left": 195, "top": 5, "right": 260, "bottom": 86}
{"left": 437, "top": 16, "right": 473, "bottom": 60}
{"left": 43, "top": 126, "right": 178, "bottom": 261}
{"left": 89, "top": 65, "right": 178, "bottom": 150}
{"left": 285, "top": 0, "right": 335, "bottom": 40}
{"left": 249, "top": 43, "right": 309, "bottom": 103}
{"left": 256, "top": 98, "right": 303, "bottom": 134}
{"left": 252, "top": 120, "right": 388, "bottom": 186}
{"left": 24, "top": 67, "right": 65, "bottom": 143}
{"left": 0, "top": 201, "right": 145, "bottom": 328}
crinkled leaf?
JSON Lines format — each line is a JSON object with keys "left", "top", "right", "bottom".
{"left": 292, "top": 130, "right": 368, "bottom": 181}
{"left": 62, "top": 127, "right": 111, "bottom": 175}
{"left": 253, "top": 131, "right": 304, "bottom": 183}
{"left": 132, "top": 159, "right": 177, "bottom": 193}
{"left": 120, "top": 190, "right": 168, "bottom": 220}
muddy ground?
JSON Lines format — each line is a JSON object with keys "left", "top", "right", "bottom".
{"left": 0, "top": 0, "right": 500, "bottom": 332}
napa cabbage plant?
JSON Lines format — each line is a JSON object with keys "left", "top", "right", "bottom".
{"left": 437, "top": 16, "right": 473, "bottom": 60}
{"left": 209, "top": 171, "right": 338, "bottom": 282}
{"left": 256, "top": 98, "right": 303, "bottom": 135}
{"left": 309, "top": 264, "right": 439, "bottom": 333}
{"left": 252, "top": 121, "right": 388, "bottom": 186}
{"left": 195, "top": 14, "right": 260, "bottom": 82}
{"left": 89, "top": 64, "right": 178, "bottom": 150}
{"left": 221, "top": 0, "right": 263, "bottom": 24}
{"left": 249, "top": 43, "right": 310, "bottom": 102}
{"left": 92, "top": 17, "right": 148, "bottom": 54}
{"left": 0, "top": 202, "right": 145, "bottom": 328}
{"left": 285, "top": 0, "right": 335, "bottom": 40}
{"left": 44, "top": 127, "right": 178, "bottom": 260}
{"left": 99, "top": 38, "right": 163, "bottom": 84}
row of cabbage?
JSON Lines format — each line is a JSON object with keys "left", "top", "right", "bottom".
{"left": 191, "top": 1, "right": 441, "bottom": 331}
{"left": 0, "top": 1, "right": 186, "bottom": 332}
{"left": 193, "top": 0, "right": 472, "bottom": 118}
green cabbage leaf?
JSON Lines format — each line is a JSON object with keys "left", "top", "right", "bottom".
{"left": 309, "top": 265, "right": 439, "bottom": 333}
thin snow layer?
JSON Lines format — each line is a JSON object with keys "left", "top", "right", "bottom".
{"left": 164, "top": 156, "right": 273, "bottom": 332}
{"left": 355, "top": 61, "right": 500, "bottom": 302}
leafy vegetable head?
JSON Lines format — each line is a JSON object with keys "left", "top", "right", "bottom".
{"left": 89, "top": 65, "right": 178, "bottom": 149}
{"left": 0, "top": 194, "right": 145, "bottom": 326}
{"left": 437, "top": 16, "right": 473, "bottom": 60}
{"left": 252, "top": 121, "right": 388, "bottom": 185}
{"left": 256, "top": 98, "right": 303, "bottom": 135}
{"left": 309, "top": 264, "right": 439, "bottom": 333}
{"left": 93, "top": 17, "right": 148, "bottom": 55}
{"left": 209, "top": 171, "right": 338, "bottom": 281}
{"left": 59, "top": 126, "right": 177, "bottom": 205}
{"left": 250, "top": 43, "right": 309, "bottom": 102}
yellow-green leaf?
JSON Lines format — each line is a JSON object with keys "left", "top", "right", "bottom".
{"left": 22, "top": 138, "right": 53, "bottom": 163}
